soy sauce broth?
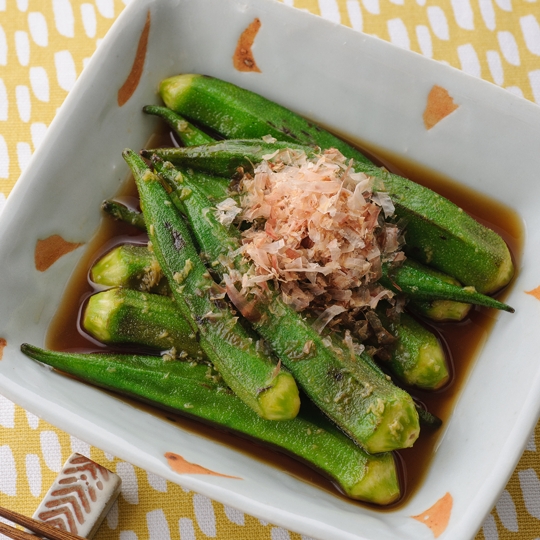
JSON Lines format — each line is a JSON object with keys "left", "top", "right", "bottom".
{"left": 46, "top": 128, "right": 524, "bottom": 509}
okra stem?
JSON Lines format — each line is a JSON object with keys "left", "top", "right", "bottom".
{"left": 123, "top": 149, "right": 300, "bottom": 422}
{"left": 21, "top": 343, "right": 401, "bottom": 505}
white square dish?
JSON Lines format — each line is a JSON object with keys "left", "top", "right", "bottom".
{"left": 0, "top": 0, "right": 538, "bottom": 538}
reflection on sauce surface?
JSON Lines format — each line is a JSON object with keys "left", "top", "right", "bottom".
{"left": 46, "top": 130, "right": 523, "bottom": 510}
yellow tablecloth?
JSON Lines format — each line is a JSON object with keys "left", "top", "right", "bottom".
{"left": 1, "top": 1, "right": 540, "bottom": 539}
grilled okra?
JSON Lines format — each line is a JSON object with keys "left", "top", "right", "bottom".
{"left": 83, "top": 287, "right": 200, "bottom": 359}
{"left": 21, "top": 344, "right": 400, "bottom": 505}
{"left": 379, "top": 258, "right": 513, "bottom": 312}
{"left": 90, "top": 244, "right": 170, "bottom": 295}
{"left": 374, "top": 307, "right": 449, "bottom": 390}
{"left": 145, "top": 140, "right": 513, "bottom": 312}
{"left": 123, "top": 149, "right": 301, "bottom": 422}
{"left": 153, "top": 159, "right": 420, "bottom": 453}
{"left": 158, "top": 75, "right": 514, "bottom": 294}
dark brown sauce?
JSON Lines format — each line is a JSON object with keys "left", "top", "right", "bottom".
{"left": 46, "top": 129, "right": 524, "bottom": 510}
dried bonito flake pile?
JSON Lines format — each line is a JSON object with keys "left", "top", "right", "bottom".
{"left": 216, "top": 146, "right": 406, "bottom": 315}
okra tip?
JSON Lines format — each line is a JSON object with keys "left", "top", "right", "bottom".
{"left": 504, "top": 303, "right": 515, "bottom": 314}
{"left": 122, "top": 148, "right": 150, "bottom": 179}
{"left": 142, "top": 104, "right": 159, "bottom": 115}
{"left": 257, "top": 371, "right": 301, "bottom": 421}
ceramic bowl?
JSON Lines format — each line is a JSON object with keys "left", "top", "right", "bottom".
{"left": 0, "top": 0, "right": 538, "bottom": 538}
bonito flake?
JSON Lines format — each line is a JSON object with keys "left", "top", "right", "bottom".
{"left": 219, "top": 147, "right": 404, "bottom": 313}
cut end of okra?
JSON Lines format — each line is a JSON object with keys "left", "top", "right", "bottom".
{"left": 390, "top": 315, "right": 450, "bottom": 391}
{"left": 346, "top": 452, "right": 400, "bottom": 505}
{"left": 408, "top": 341, "right": 450, "bottom": 391}
{"left": 409, "top": 298, "right": 472, "bottom": 322}
{"left": 258, "top": 371, "right": 301, "bottom": 421}
{"left": 90, "top": 246, "right": 130, "bottom": 287}
{"left": 90, "top": 244, "right": 167, "bottom": 294}
{"left": 159, "top": 74, "right": 197, "bottom": 112}
{"left": 83, "top": 288, "right": 120, "bottom": 342}
{"left": 363, "top": 396, "right": 420, "bottom": 454}
{"left": 485, "top": 251, "right": 514, "bottom": 295}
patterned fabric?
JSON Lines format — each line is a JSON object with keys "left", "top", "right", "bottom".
{"left": 1, "top": 1, "right": 540, "bottom": 539}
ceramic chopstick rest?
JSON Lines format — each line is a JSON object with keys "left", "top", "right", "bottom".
{"left": 32, "top": 453, "right": 122, "bottom": 539}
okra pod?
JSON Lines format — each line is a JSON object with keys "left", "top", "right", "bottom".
{"left": 82, "top": 287, "right": 201, "bottom": 360}
{"left": 123, "top": 149, "right": 300, "bottom": 421}
{"left": 154, "top": 159, "right": 420, "bottom": 453}
{"left": 379, "top": 259, "right": 513, "bottom": 312}
{"left": 159, "top": 75, "right": 514, "bottom": 294}
{"left": 375, "top": 308, "right": 449, "bottom": 390}
{"left": 142, "top": 139, "right": 310, "bottom": 178}
{"left": 147, "top": 141, "right": 512, "bottom": 312}
{"left": 159, "top": 74, "right": 372, "bottom": 164}
{"left": 21, "top": 343, "right": 400, "bottom": 505}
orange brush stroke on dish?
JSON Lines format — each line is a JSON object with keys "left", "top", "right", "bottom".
{"left": 165, "top": 452, "right": 242, "bottom": 479}
{"left": 118, "top": 10, "right": 151, "bottom": 106}
{"left": 0, "top": 338, "right": 6, "bottom": 360}
{"left": 526, "top": 286, "right": 540, "bottom": 300}
{"left": 412, "top": 492, "right": 453, "bottom": 538}
{"left": 423, "top": 86, "right": 459, "bottom": 130}
{"left": 35, "top": 235, "right": 83, "bottom": 272}
{"left": 233, "top": 18, "right": 262, "bottom": 72}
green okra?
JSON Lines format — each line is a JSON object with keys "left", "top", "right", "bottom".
{"left": 83, "top": 287, "right": 201, "bottom": 360}
{"left": 159, "top": 74, "right": 372, "bottom": 164}
{"left": 407, "top": 268, "right": 471, "bottom": 322}
{"left": 153, "top": 159, "right": 420, "bottom": 453}
{"left": 142, "top": 139, "right": 310, "bottom": 177}
{"left": 159, "top": 75, "right": 514, "bottom": 294}
{"left": 89, "top": 233, "right": 445, "bottom": 399}
{"left": 147, "top": 138, "right": 470, "bottom": 324}
{"left": 374, "top": 308, "right": 449, "bottom": 390}
{"left": 408, "top": 298, "right": 471, "bottom": 322}
{"left": 86, "top": 277, "right": 443, "bottom": 422}
{"left": 90, "top": 244, "right": 170, "bottom": 295}
{"left": 20, "top": 343, "right": 401, "bottom": 505}
{"left": 146, "top": 140, "right": 513, "bottom": 313}
{"left": 123, "top": 149, "right": 300, "bottom": 422}
{"left": 379, "top": 259, "right": 513, "bottom": 313}
{"left": 101, "top": 199, "right": 146, "bottom": 230}
{"left": 143, "top": 105, "right": 215, "bottom": 147}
